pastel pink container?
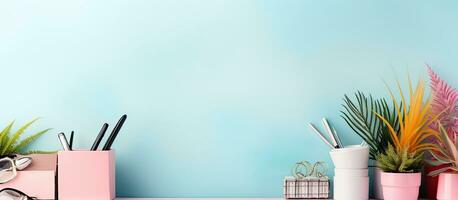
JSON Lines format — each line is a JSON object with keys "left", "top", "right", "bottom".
{"left": 381, "top": 172, "right": 421, "bottom": 200}
{"left": 0, "top": 154, "right": 57, "bottom": 200}
{"left": 437, "top": 172, "right": 458, "bottom": 200}
{"left": 58, "top": 150, "right": 115, "bottom": 200}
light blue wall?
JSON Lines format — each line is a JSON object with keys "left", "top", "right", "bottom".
{"left": 1, "top": 0, "right": 458, "bottom": 198}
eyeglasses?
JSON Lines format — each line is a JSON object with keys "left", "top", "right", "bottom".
{"left": 0, "top": 157, "right": 17, "bottom": 184}
{"left": 0, "top": 188, "right": 36, "bottom": 200}
{"left": 0, "top": 155, "right": 32, "bottom": 184}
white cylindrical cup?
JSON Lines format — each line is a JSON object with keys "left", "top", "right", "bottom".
{"left": 335, "top": 168, "right": 368, "bottom": 177}
{"left": 329, "top": 145, "right": 369, "bottom": 169}
{"left": 333, "top": 176, "right": 369, "bottom": 200}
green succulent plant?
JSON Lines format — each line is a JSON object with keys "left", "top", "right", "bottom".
{"left": 0, "top": 118, "right": 52, "bottom": 156}
{"left": 377, "top": 144, "right": 424, "bottom": 173}
{"left": 341, "top": 91, "right": 400, "bottom": 159}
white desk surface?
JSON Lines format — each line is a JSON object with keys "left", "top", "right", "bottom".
{"left": 117, "top": 199, "right": 284, "bottom": 200}
{"left": 115, "top": 198, "right": 428, "bottom": 200}
{"left": 116, "top": 198, "right": 430, "bottom": 200}
{"left": 116, "top": 199, "right": 316, "bottom": 200}
{"left": 116, "top": 199, "right": 284, "bottom": 200}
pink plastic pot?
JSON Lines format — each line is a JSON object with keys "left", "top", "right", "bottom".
{"left": 425, "top": 164, "right": 452, "bottom": 199}
{"left": 381, "top": 172, "right": 421, "bottom": 200}
{"left": 437, "top": 172, "right": 458, "bottom": 200}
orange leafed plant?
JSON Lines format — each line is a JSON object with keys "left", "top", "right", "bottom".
{"left": 376, "top": 77, "right": 440, "bottom": 155}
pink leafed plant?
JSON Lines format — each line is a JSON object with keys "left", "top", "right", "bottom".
{"left": 427, "top": 65, "right": 458, "bottom": 141}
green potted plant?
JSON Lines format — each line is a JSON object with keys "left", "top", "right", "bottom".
{"left": 375, "top": 78, "right": 439, "bottom": 200}
{"left": 0, "top": 118, "right": 52, "bottom": 156}
{"left": 341, "top": 92, "right": 399, "bottom": 199}
{"left": 426, "top": 124, "right": 458, "bottom": 200}
{"left": 0, "top": 118, "right": 55, "bottom": 199}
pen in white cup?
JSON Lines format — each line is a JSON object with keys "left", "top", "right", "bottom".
{"left": 307, "top": 123, "right": 336, "bottom": 149}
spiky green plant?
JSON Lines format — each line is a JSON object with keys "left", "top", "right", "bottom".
{"left": 375, "top": 77, "right": 440, "bottom": 173}
{"left": 341, "top": 91, "right": 400, "bottom": 159}
{"left": 377, "top": 144, "right": 424, "bottom": 173}
{"left": 427, "top": 123, "right": 458, "bottom": 176}
{"left": 0, "top": 118, "right": 52, "bottom": 155}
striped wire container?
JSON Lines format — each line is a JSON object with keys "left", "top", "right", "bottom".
{"left": 283, "top": 176, "right": 330, "bottom": 199}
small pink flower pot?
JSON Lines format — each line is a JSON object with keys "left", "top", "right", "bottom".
{"left": 425, "top": 164, "right": 453, "bottom": 199}
{"left": 381, "top": 172, "right": 421, "bottom": 200}
{"left": 437, "top": 172, "right": 458, "bottom": 200}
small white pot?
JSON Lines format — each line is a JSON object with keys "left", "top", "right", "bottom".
{"left": 334, "top": 176, "right": 369, "bottom": 200}
{"left": 330, "top": 145, "right": 369, "bottom": 169}
{"left": 335, "top": 168, "right": 368, "bottom": 177}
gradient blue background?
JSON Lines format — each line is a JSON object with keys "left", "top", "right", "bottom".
{"left": 1, "top": 0, "right": 458, "bottom": 198}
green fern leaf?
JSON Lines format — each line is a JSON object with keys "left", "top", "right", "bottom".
{"left": 2, "top": 118, "right": 39, "bottom": 155}
{"left": 0, "top": 118, "right": 52, "bottom": 156}
{"left": 14, "top": 128, "right": 51, "bottom": 153}
{"left": 0, "top": 121, "right": 15, "bottom": 154}
{"left": 341, "top": 92, "right": 400, "bottom": 159}
{"left": 21, "top": 150, "right": 57, "bottom": 155}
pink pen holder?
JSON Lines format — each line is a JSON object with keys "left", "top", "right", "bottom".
{"left": 58, "top": 150, "right": 115, "bottom": 200}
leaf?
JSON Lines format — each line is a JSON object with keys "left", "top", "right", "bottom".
{"left": 0, "top": 121, "right": 14, "bottom": 152}
{"left": 427, "top": 65, "right": 458, "bottom": 141}
{"left": 426, "top": 158, "right": 448, "bottom": 166}
{"left": 427, "top": 166, "right": 456, "bottom": 176}
{"left": 21, "top": 150, "right": 57, "bottom": 155}
{"left": 0, "top": 118, "right": 52, "bottom": 156}
{"left": 456, "top": 137, "right": 458, "bottom": 153}
{"left": 341, "top": 92, "right": 399, "bottom": 159}
{"left": 439, "top": 124, "right": 458, "bottom": 163}
{"left": 377, "top": 144, "right": 424, "bottom": 173}
{"left": 430, "top": 151, "right": 453, "bottom": 165}
{"left": 1, "top": 118, "right": 39, "bottom": 155}
{"left": 376, "top": 76, "right": 438, "bottom": 172}
{"left": 13, "top": 128, "right": 51, "bottom": 152}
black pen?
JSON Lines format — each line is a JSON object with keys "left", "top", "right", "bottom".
{"left": 102, "top": 114, "right": 127, "bottom": 150}
{"left": 69, "top": 131, "right": 74, "bottom": 150}
{"left": 91, "top": 123, "right": 109, "bottom": 151}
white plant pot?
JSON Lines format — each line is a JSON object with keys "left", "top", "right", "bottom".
{"left": 335, "top": 168, "right": 368, "bottom": 177}
{"left": 334, "top": 176, "right": 369, "bottom": 200}
{"left": 329, "top": 145, "right": 369, "bottom": 169}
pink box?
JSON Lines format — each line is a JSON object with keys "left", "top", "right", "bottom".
{"left": 0, "top": 154, "right": 57, "bottom": 200}
{"left": 58, "top": 150, "right": 115, "bottom": 200}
